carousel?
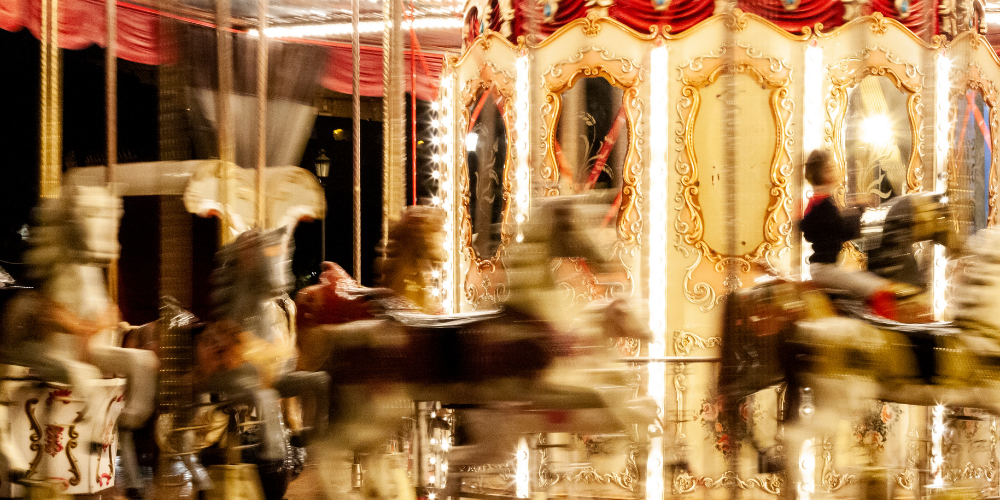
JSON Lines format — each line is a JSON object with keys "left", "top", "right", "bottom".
{"left": 1, "top": 0, "right": 1000, "bottom": 499}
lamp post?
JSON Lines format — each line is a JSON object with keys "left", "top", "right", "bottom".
{"left": 315, "top": 150, "right": 331, "bottom": 262}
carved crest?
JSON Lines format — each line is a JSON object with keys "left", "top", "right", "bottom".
{"left": 869, "top": 12, "right": 888, "bottom": 35}
{"left": 582, "top": 11, "right": 602, "bottom": 36}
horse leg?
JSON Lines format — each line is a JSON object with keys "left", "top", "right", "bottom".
{"left": 87, "top": 345, "right": 159, "bottom": 428}
{"left": 247, "top": 388, "right": 286, "bottom": 462}
{"left": 195, "top": 365, "right": 287, "bottom": 463}
{"left": 274, "top": 371, "right": 330, "bottom": 440}
{"left": 179, "top": 427, "right": 214, "bottom": 491}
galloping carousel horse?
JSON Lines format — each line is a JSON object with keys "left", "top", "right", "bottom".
{"left": 717, "top": 192, "right": 1000, "bottom": 480}
{"left": 296, "top": 200, "right": 656, "bottom": 498}
{"left": 118, "top": 227, "right": 329, "bottom": 500}
{"left": 0, "top": 184, "right": 159, "bottom": 495}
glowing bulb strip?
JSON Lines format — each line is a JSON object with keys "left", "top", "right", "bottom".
{"left": 801, "top": 44, "right": 824, "bottom": 281}
{"left": 433, "top": 74, "right": 457, "bottom": 312}
{"left": 513, "top": 55, "right": 531, "bottom": 241}
{"left": 802, "top": 45, "right": 824, "bottom": 154}
{"left": 931, "top": 404, "right": 945, "bottom": 487}
{"left": 250, "top": 17, "right": 464, "bottom": 38}
{"left": 516, "top": 437, "right": 530, "bottom": 498}
{"left": 933, "top": 54, "right": 951, "bottom": 320}
{"left": 647, "top": 45, "right": 668, "bottom": 500}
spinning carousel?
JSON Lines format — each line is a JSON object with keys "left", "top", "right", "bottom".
{"left": 425, "top": 0, "right": 1000, "bottom": 499}
{"left": 4, "top": 0, "right": 1000, "bottom": 498}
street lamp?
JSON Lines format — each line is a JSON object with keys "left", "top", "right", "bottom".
{"left": 315, "top": 150, "right": 330, "bottom": 262}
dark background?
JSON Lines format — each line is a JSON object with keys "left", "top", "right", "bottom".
{"left": 0, "top": 27, "right": 437, "bottom": 324}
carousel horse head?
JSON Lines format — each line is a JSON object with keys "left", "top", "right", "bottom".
{"left": 210, "top": 226, "right": 292, "bottom": 342}
{"left": 860, "top": 192, "right": 955, "bottom": 287}
{"left": 504, "top": 196, "right": 614, "bottom": 310}
{"left": 24, "top": 184, "right": 122, "bottom": 283}
{"left": 376, "top": 205, "right": 447, "bottom": 312}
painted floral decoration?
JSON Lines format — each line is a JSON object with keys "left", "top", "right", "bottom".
{"left": 854, "top": 401, "right": 900, "bottom": 461}
{"left": 698, "top": 392, "right": 761, "bottom": 458}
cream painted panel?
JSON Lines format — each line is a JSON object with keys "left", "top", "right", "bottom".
{"left": 694, "top": 74, "right": 778, "bottom": 256}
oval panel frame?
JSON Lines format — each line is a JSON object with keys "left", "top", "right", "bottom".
{"left": 539, "top": 46, "right": 645, "bottom": 297}
{"left": 456, "top": 37, "right": 518, "bottom": 310}
{"left": 673, "top": 44, "right": 795, "bottom": 311}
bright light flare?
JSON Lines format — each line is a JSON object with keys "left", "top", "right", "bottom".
{"left": 861, "top": 115, "right": 893, "bottom": 147}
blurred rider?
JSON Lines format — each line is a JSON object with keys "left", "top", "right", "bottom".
{"left": 800, "top": 149, "right": 897, "bottom": 319}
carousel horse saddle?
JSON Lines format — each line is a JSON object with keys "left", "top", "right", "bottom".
{"left": 324, "top": 307, "right": 566, "bottom": 386}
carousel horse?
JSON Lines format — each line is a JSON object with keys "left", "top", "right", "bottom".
{"left": 190, "top": 227, "right": 329, "bottom": 499}
{"left": 0, "top": 184, "right": 159, "bottom": 495}
{"left": 120, "top": 227, "right": 329, "bottom": 500}
{"left": 717, "top": 192, "right": 1000, "bottom": 474}
{"left": 296, "top": 200, "right": 656, "bottom": 498}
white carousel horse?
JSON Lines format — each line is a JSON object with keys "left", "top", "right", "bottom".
{"left": 0, "top": 184, "right": 158, "bottom": 495}
{"left": 186, "top": 227, "right": 328, "bottom": 499}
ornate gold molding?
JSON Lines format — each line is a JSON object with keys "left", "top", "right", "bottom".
{"left": 673, "top": 330, "right": 721, "bottom": 356}
{"left": 458, "top": 60, "right": 517, "bottom": 309}
{"left": 825, "top": 46, "right": 925, "bottom": 195}
{"left": 674, "top": 471, "right": 783, "bottom": 494}
{"left": 539, "top": 46, "right": 644, "bottom": 297}
{"left": 673, "top": 44, "right": 794, "bottom": 311}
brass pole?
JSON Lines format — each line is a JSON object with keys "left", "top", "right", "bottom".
{"left": 256, "top": 0, "right": 268, "bottom": 229}
{"left": 216, "top": 0, "right": 235, "bottom": 244}
{"left": 382, "top": 0, "right": 405, "bottom": 248}
{"left": 352, "top": 0, "right": 361, "bottom": 280}
{"left": 40, "top": 0, "right": 61, "bottom": 199}
{"left": 106, "top": 0, "right": 118, "bottom": 302}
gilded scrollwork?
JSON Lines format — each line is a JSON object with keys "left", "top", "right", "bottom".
{"left": 869, "top": 11, "right": 888, "bottom": 35}
{"left": 674, "top": 471, "right": 784, "bottom": 494}
{"left": 25, "top": 398, "right": 43, "bottom": 480}
{"left": 458, "top": 58, "right": 517, "bottom": 309}
{"left": 66, "top": 424, "right": 80, "bottom": 486}
{"left": 673, "top": 330, "right": 721, "bottom": 356}
{"left": 673, "top": 44, "right": 794, "bottom": 311}
{"left": 821, "top": 436, "right": 857, "bottom": 492}
{"left": 825, "top": 46, "right": 925, "bottom": 195}
{"left": 538, "top": 446, "right": 639, "bottom": 491}
{"left": 539, "top": 46, "right": 644, "bottom": 299}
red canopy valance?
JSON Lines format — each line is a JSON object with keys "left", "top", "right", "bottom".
{"left": 0, "top": 0, "right": 445, "bottom": 99}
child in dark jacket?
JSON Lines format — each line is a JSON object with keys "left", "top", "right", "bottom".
{"left": 800, "top": 150, "right": 896, "bottom": 318}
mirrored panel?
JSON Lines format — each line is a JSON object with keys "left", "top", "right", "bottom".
{"left": 952, "top": 89, "right": 991, "bottom": 235}
{"left": 554, "top": 76, "right": 626, "bottom": 211}
{"left": 466, "top": 86, "right": 508, "bottom": 260}
{"left": 843, "top": 75, "right": 913, "bottom": 206}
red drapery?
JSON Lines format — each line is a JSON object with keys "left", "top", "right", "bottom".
{"left": 0, "top": 0, "right": 165, "bottom": 65}
{"left": 0, "top": 0, "right": 445, "bottom": 99}
{"left": 607, "top": 0, "right": 714, "bottom": 35}
{"left": 320, "top": 42, "right": 444, "bottom": 102}
{"left": 867, "top": 0, "right": 931, "bottom": 38}
{"left": 738, "top": 0, "right": 845, "bottom": 33}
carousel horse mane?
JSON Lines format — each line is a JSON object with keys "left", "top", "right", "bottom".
{"left": 23, "top": 184, "right": 122, "bottom": 285}
{"left": 948, "top": 227, "right": 1000, "bottom": 332}
{"left": 376, "top": 205, "right": 447, "bottom": 312}
{"left": 210, "top": 226, "right": 292, "bottom": 345}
